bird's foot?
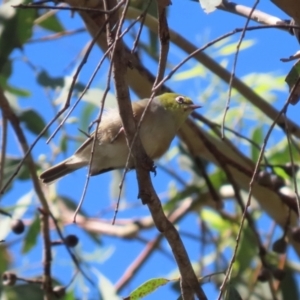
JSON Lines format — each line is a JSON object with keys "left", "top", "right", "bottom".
{"left": 141, "top": 156, "right": 156, "bottom": 176}
{"left": 151, "top": 164, "right": 157, "bottom": 176}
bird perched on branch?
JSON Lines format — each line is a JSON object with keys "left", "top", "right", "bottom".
{"left": 40, "top": 93, "right": 201, "bottom": 184}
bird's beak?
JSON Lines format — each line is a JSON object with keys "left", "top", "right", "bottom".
{"left": 188, "top": 104, "right": 202, "bottom": 110}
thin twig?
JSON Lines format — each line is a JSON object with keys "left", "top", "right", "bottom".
{"left": 192, "top": 112, "right": 268, "bottom": 163}
{"left": 28, "top": 28, "right": 85, "bottom": 43}
{"left": 0, "top": 110, "right": 7, "bottom": 192}
{"left": 72, "top": 55, "right": 115, "bottom": 222}
{"left": 48, "top": 4, "right": 149, "bottom": 143}
{"left": 153, "top": 0, "right": 170, "bottom": 93}
{"left": 14, "top": 1, "right": 124, "bottom": 14}
{"left": 218, "top": 0, "right": 288, "bottom": 28}
{"left": 126, "top": 7, "right": 300, "bottom": 138}
{"left": 46, "top": 20, "right": 109, "bottom": 143}
{"left": 115, "top": 198, "right": 196, "bottom": 292}
{"left": 156, "top": 163, "right": 187, "bottom": 187}
{"left": 153, "top": 24, "right": 300, "bottom": 92}
{"left": 221, "top": 0, "right": 259, "bottom": 138}
{"left": 112, "top": 168, "right": 129, "bottom": 225}
{"left": 0, "top": 88, "right": 53, "bottom": 298}
{"left": 283, "top": 109, "right": 300, "bottom": 218}
{"left": 104, "top": 0, "right": 207, "bottom": 298}
{"left": 131, "top": 1, "right": 152, "bottom": 53}
{"left": 218, "top": 76, "right": 300, "bottom": 298}
{"left": 193, "top": 157, "right": 223, "bottom": 207}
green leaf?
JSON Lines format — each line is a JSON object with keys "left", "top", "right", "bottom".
{"left": 268, "top": 139, "right": 298, "bottom": 165}
{"left": 281, "top": 267, "right": 300, "bottom": 299}
{"left": 127, "top": 278, "right": 170, "bottom": 300}
{"left": 224, "top": 284, "right": 243, "bottom": 300}
{"left": 79, "top": 102, "right": 96, "bottom": 133}
{"left": 81, "top": 88, "right": 117, "bottom": 108}
{"left": 242, "top": 73, "right": 286, "bottom": 102}
{"left": 285, "top": 60, "right": 300, "bottom": 105}
{"left": 235, "top": 226, "right": 257, "bottom": 274}
{"left": 2, "top": 284, "right": 44, "bottom": 300}
{"left": 173, "top": 65, "right": 206, "bottom": 81}
{"left": 0, "top": 246, "right": 10, "bottom": 274}
{"left": 200, "top": 208, "right": 231, "bottom": 231}
{"left": 3, "top": 84, "right": 31, "bottom": 97}
{"left": 59, "top": 134, "right": 68, "bottom": 153}
{"left": 12, "top": 190, "right": 34, "bottom": 220}
{"left": 147, "top": 1, "right": 159, "bottom": 56}
{"left": 64, "top": 290, "right": 77, "bottom": 300}
{"left": 22, "top": 214, "right": 40, "bottom": 253}
{"left": 251, "top": 127, "right": 263, "bottom": 161}
{"left": 0, "top": 60, "right": 13, "bottom": 87}
{"left": 37, "top": 70, "right": 64, "bottom": 89}
{"left": 0, "top": 0, "right": 35, "bottom": 71}
{"left": 18, "top": 109, "right": 48, "bottom": 137}
{"left": 0, "top": 190, "right": 34, "bottom": 242}
{"left": 3, "top": 90, "right": 20, "bottom": 112}
{"left": 36, "top": 12, "right": 64, "bottom": 32}
{"left": 1, "top": 157, "right": 31, "bottom": 191}
{"left": 217, "top": 39, "right": 255, "bottom": 56}
{"left": 163, "top": 185, "right": 200, "bottom": 211}
{"left": 212, "top": 37, "right": 232, "bottom": 49}
{"left": 97, "top": 272, "right": 121, "bottom": 300}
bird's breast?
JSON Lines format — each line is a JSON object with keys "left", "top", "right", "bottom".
{"left": 139, "top": 113, "right": 177, "bottom": 159}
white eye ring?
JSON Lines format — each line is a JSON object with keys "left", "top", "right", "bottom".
{"left": 175, "top": 96, "right": 185, "bottom": 104}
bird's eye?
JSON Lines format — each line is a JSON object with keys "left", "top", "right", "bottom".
{"left": 175, "top": 96, "right": 185, "bottom": 104}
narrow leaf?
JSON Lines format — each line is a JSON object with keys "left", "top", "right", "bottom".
{"left": 37, "top": 70, "right": 64, "bottom": 89}
{"left": 18, "top": 109, "right": 48, "bottom": 137}
{"left": 36, "top": 13, "right": 64, "bottom": 32}
{"left": 251, "top": 127, "right": 263, "bottom": 161}
{"left": 22, "top": 214, "right": 40, "bottom": 253}
{"left": 217, "top": 40, "right": 255, "bottom": 56}
{"left": 126, "top": 278, "right": 169, "bottom": 300}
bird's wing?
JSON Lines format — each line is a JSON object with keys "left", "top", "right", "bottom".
{"left": 73, "top": 114, "right": 125, "bottom": 157}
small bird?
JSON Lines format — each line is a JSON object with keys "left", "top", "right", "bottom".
{"left": 40, "top": 93, "right": 200, "bottom": 184}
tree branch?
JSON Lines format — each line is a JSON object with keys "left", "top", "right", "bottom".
{"left": 102, "top": 1, "right": 207, "bottom": 299}
{"left": 0, "top": 88, "right": 53, "bottom": 298}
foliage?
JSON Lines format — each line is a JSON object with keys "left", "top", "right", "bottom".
{"left": 0, "top": 0, "right": 300, "bottom": 299}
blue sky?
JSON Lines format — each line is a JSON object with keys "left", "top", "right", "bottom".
{"left": 2, "top": 0, "right": 300, "bottom": 299}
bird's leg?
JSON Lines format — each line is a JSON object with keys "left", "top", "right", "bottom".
{"left": 110, "top": 127, "right": 124, "bottom": 143}
{"left": 151, "top": 164, "right": 157, "bottom": 176}
{"left": 144, "top": 156, "right": 156, "bottom": 175}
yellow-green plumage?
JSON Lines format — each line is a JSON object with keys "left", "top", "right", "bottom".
{"left": 39, "top": 93, "right": 200, "bottom": 184}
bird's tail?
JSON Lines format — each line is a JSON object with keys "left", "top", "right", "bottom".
{"left": 39, "top": 157, "right": 86, "bottom": 184}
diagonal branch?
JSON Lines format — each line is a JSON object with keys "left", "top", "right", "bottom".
{"left": 153, "top": 0, "right": 170, "bottom": 93}
{"left": 0, "top": 88, "right": 53, "bottom": 298}
{"left": 102, "top": 1, "right": 207, "bottom": 299}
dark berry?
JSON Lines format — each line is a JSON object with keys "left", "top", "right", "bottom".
{"left": 257, "top": 268, "right": 271, "bottom": 282}
{"left": 11, "top": 219, "right": 25, "bottom": 234}
{"left": 53, "top": 285, "right": 66, "bottom": 298}
{"left": 2, "top": 272, "right": 17, "bottom": 286}
{"left": 64, "top": 234, "right": 78, "bottom": 247}
{"left": 257, "top": 171, "right": 271, "bottom": 186}
{"left": 291, "top": 227, "right": 300, "bottom": 243}
{"left": 283, "top": 163, "right": 299, "bottom": 177}
{"left": 272, "top": 268, "right": 286, "bottom": 281}
{"left": 272, "top": 237, "right": 287, "bottom": 254}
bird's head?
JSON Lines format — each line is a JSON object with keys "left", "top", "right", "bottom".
{"left": 156, "top": 93, "right": 201, "bottom": 126}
